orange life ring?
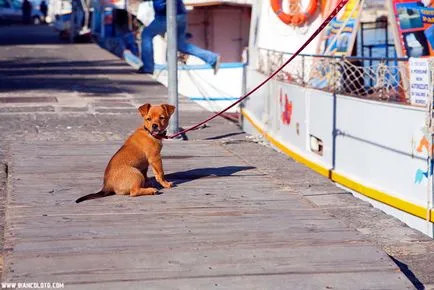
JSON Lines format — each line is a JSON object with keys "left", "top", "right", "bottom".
{"left": 270, "top": 0, "right": 318, "bottom": 26}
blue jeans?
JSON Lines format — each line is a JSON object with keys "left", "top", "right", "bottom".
{"left": 123, "top": 32, "right": 139, "bottom": 56}
{"left": 141, "top": 14, "right": 218, "bottom": 73}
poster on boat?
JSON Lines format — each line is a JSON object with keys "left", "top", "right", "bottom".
{"left": 305, "top": 0, "right": 362, "bottom": 89}
{"left": 390, "top": 0, "right": 434, "bottom": 57}
{"left": 319, "top": 0, "right": 363, "bottom": 56}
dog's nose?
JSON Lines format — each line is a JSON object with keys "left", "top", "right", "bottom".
{"left": 152, "top": 124, "right": 159, "bottom": 130}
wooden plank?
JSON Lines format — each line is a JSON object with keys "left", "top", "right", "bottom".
{"left": 2, "top": 142, "right": 414, "bottom": 289}
{"left": 4, "top": 245, "right": 399, "bottom": 283}
{"left": 61, "top": 272, "right": 412, "bottom": 290}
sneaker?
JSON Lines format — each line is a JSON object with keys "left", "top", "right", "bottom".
{"left": 212, "top": 55, "right": 221, "bottom": 75}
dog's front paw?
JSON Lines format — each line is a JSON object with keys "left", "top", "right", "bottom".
{"left": 150, "top": 187, "right": 159, "bottom": 194}
{"left": 162, "top": 181, "right": 173, "bottom": 189}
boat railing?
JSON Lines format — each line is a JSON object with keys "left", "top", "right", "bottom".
{"left": 256, "top": 48, "right": 412, "bottom": 104}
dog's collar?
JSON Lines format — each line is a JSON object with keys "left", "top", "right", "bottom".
{"left": 144, "top": 127, "right": 167, "bottom": 140}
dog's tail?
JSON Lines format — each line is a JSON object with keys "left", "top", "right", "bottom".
{"left": 75, "top": 190, "right": 114, "bottom": 203}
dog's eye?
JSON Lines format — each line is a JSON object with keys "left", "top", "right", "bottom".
{"left": 146, "top": 117, "right": 151, "bottom": 121}
{"left": 159, "top": 116, "right": 165, "bottom": 120}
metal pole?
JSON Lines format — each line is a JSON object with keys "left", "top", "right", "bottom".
{"left": 70, "top": 0, "right": 76, "bottom": 43}
{"left": 385, "top": 20, "right": 389, "bottom": 60}
{"left": 360, "top": 22, "right": 364, "bottom": 58}
{"left": 331, "top": 59, "right": 337, "bottom": 171}
{"left": 167, "top": 0, "right": 179, "bottom": 135}
{"left": 428, "top": 62, "right": 434, "bottom": 237}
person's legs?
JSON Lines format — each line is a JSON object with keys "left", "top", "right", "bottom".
{"left": 140, "top": 16, "right": 167, "bottom": 73}
{"left": 176, "top": 15, "right": 219, "bottom": 68}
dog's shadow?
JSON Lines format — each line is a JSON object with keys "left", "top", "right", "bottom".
{"left": 148, "top": 166, "right": 258, "bottom": 189}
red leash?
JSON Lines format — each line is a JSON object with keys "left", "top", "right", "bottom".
{"left": 167, "top": 0, "right": 349, "bottom": 139}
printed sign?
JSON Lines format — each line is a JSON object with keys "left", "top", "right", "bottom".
{"left": 409, "top": 57, "right": 431, "bottom": 105}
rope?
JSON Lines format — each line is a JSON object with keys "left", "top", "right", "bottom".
{"left": 167, "top": 0, "right": 350, "bottom": 139}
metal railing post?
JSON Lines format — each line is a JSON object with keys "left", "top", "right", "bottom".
{"left": 167, "top": 0, "right": 179, "bottom": 135}
{"left": 331, "top": 59, "right": 337, "bottom": 171}
{"left": 428, "top": 62, "right": 434, "bottom": 237}
{"left": 301, "top": 55, "right": 305, "bottom": 86}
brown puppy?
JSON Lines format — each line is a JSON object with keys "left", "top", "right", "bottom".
{"left": 76, "top": 103, "right": 175, "bottom": 203}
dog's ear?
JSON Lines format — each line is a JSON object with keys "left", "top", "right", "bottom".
{"left": 138, "top": 104, "right": 151, "bottom": 117}
{"left": 161, "top": 104, "right": 176, "bottom": 117}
